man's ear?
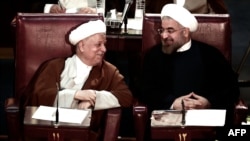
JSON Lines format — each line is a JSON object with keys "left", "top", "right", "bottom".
{"left": 78, "top": 41, "right": 85, "bottom": 52}
{"left": 183, "top": 28, "right": 190, "bottom": 38}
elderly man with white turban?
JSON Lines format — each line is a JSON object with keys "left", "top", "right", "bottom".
{"left": 25, "top": 20, "right": 133, "bottom": 141}
{"left": 140, "top": 3, "right": 239, "bottom": 129}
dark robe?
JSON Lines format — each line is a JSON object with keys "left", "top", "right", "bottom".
{"left": 140, "top": 40, "right": 239, "bottom": 126}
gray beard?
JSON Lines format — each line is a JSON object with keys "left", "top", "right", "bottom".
{"left": 162, "top": 45, "right": 178, "bottom": 54}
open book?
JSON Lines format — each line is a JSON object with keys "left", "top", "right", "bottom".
{"left": 151, "top": 109, "right": 226, "bottom": 127}
{"left": 32, "top": 105, "right": 90, "bottom": 124}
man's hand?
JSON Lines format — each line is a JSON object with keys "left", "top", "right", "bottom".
{"left": 77, "top": 7, "right": 97, "bottom": 14}
{"left": 78, "top": 101, "right": 93, "bottom": 109}
{"left": 75, "top": 90, "right": 96, "bottom": 106}
{"left": 50, "top": 4, "right": 66, "bottom": 13}
{"left": 173, "top": 92, "right": 210, "bottom": 110}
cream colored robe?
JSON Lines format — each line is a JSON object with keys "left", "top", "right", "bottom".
{"left": 55, "top": 55, "right": 122, "bottom": 110}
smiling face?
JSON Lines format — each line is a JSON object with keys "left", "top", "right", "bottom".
{"left": 160, "top": 16, "right": 190, "bottom": 54}
{"left": 76, "top": 33, "right": 107, "bottom": 66}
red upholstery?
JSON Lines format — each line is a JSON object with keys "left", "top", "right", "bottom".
{"left": 133, "top": 13, "right": 248, "bottom": 141}
{"left": 5, "top": 13, "right": 121, "bottom": 141}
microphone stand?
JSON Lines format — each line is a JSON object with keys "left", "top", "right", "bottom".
{"left": 54, "top": 83, "right": 60, "bottom": 127}
{"left": 181, "top": 99, "right": 186, "bottom": 126}
{"left": 124, "top": 14, "right": 128, "bottom": 34}
{"left": 120, "top": 0, "right": 133, "bottom": 34}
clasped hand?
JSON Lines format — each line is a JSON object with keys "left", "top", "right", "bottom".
{"left": 173, "top": 92, "right": 211, "bottom": 110}
{"left": 50, "top": 5, "right": 96, "bottom": 14}
{"left": 50, "top": 5, "right": 66, "bottom": 13}
{"left": 74, "top": 89, "right": 96, "bottom": 109}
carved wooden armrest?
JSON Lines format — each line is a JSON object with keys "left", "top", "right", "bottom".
{"left": 103, "top": 107, "right": 122, "bottom": 141}
{"left": 5, "top": 97, "right": 21, "bottom": 141}
{"left": 234, "top": 98, "right": 248, "bottom": 125}
{"left": 133, "top": 98, "right": 148, "bottom": 141}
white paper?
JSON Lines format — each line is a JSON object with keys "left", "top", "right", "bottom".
{"left": 151, "top": 109, "right": 226, "bottom": 127}
{"left": 185, "top": 109, "right": 226, "bottom": 126}
{"left": 32, "top": 105, "right": 89, "bottom": 124}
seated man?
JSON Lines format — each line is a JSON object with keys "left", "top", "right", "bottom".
{"left": 24, "top": 20, "right": 133, "bottom": 141}
{"left": 44, "top": 0, "right": 97, "bottom": 13}
{"left": 139, "top": 3, "right": 239, "bottom": 127}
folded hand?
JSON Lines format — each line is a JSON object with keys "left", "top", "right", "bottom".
{"left": 50, "top": 5, "right": 66, "bottom": 13}
{"left": 75, "top": 90, "right": 96, "bottom": 106}
{"left": 173, "top": 92, "right": 210, "bottom": 110}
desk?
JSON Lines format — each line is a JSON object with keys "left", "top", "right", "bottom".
{"left": 151, "top": 126, "right": 216, "bottom": 141}
{"left": 23, "top": 106, "right": 91, "bottom": 141}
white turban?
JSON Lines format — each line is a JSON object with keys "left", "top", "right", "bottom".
{"left": 160, "top": 4, "right": 198, "bottom": 32}
{"left": 69, "top": 20, "right": 106, "bottom": 45}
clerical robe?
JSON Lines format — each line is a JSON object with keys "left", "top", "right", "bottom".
{"left": 140, "top": 40, "right": 239, "bottom": 125}
{"left": 24, "top": 57, "right": 133, "bottom": 141}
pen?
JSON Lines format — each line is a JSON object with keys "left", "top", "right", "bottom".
{"left": 181, "top": 99, "right": 186, "bottom": 125}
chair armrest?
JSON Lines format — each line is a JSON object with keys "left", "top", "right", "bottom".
{"left": 234, "top": 98, "right": 248, "bottom": 125}
{"left": 133, "top": 98, "right": 148, "bottom": 141}
{"left": 103, "top": 107, "right": 122, "bottom": 141}
{"left": 5, "top": 97, "right": 19, "bottom": 111}
{"left": 5, "top": 98, "right": 21, "bottom": 141}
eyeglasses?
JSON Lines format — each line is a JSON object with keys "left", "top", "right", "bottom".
{"left": 157, "top": 27, "right": 185, "bottom": 35}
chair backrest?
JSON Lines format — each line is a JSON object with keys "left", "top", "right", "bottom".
{"left": 15, "top": 13, "right": 104, "bottom": 99}
{"left": 142, "top": 13, "right": 232, "bottom": 62}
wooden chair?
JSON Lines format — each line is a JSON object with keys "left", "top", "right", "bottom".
{"left": 133, "top": 13, "right": 248, "bottom": 141}
{"left": 5, "top": 13, "right": 121, "bottom": 141}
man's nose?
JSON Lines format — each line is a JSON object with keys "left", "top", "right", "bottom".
{"left": 101, "top": 44, "right": 106, "bottom": 52}
{"left": 161, "top": 32, "right": 170, "bottom": 38}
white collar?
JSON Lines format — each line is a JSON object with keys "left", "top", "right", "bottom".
{"left": 177, "top": 40, "right": 191, "bottom": 52}
{"left": 75, "top": 55, "right": 92, "bottom": 76}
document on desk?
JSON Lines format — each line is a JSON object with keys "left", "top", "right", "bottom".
{"left": 32, "top": 105, "right": 90, "bottom": 124}
{"left": 151, "top": 109, "right": 226, "bottom": 127}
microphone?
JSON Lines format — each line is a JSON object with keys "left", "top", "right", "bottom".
{"left": 120, "top": 0, "right": 133, "bottom": 28}
{"left": 55, "top": 83, "right": 59, "bottom": 125}
{"left": 181, "top": 99, "right": 186, "bottom": 125}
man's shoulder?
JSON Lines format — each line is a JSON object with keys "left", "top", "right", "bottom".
{"left": 192, "top": 40, "right": 211, "bottom": 47}
{"left": 102, "top": 60, "right": 117, "bottom": 70}
{"left": 192, "top": 40, "right": 228, "bottom": 62}
{"left": 192, "top": 40, "right": 221, "bottom": 53}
